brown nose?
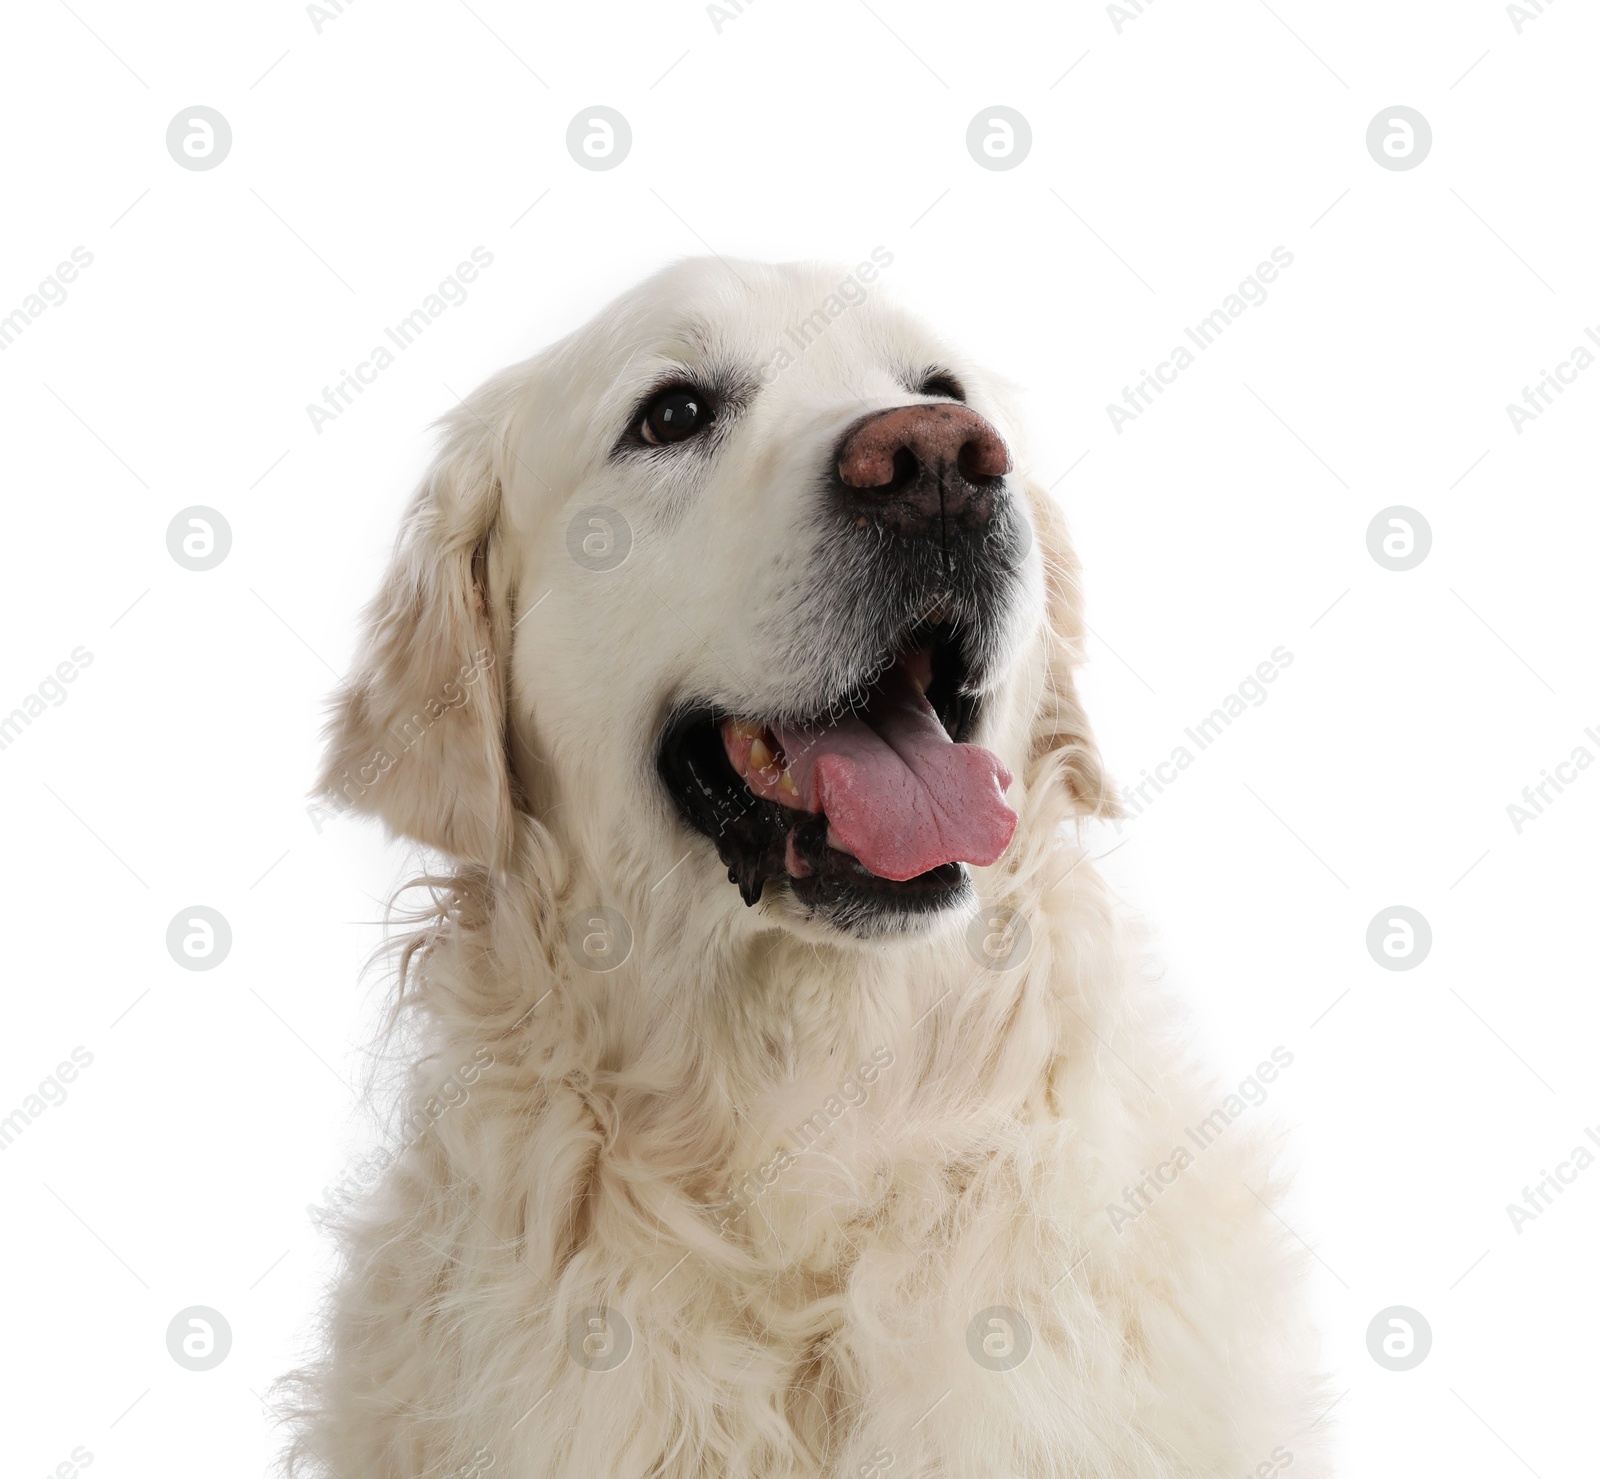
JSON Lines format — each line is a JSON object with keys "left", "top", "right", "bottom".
{"left": 835, "top": 403, "right": 1011, "bottom": 539}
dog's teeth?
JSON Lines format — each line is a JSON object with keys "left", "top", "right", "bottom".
{"left": 748, "top": 736, "right": 776, "bottom": 772}
{"left": 906, "top": 648, "right": 934, "bottom": 693}
{"left": 780, "top": 769, "right": 798, "bottom": 796}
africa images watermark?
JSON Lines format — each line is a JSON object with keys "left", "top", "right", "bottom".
{"left": 1504, "top": 721, "right": 1600, "bottom": 833}
{"left": 1105, "top": 1047, "right": 1294, "bottom": 1234}
{"left": 0, "top": 246, "right": 94, "bottom": 352}
{"left": 311, "top": 644, "right": 494, "bottom": 830}
{"left": 1507, "top": 0, "right": 1561, "bottom": 35}
{"left": 306, "top": 0, "right": 360, "bottom": 33}
{"left": 1504, "top": 322, "right": 1600, "bottom": 434}
{"left": 447, "top": 1448, "right": 494, "bottom": 1479}
{"left": 847, "top": 1449, "right": 894, "bottom": 1479}
{"left": 757, "top": 248, "right": 893, "bottom": 385}
{"left": 711, "top": 1046, "right": 895, "bottom": 1232}
{"left": 1109, "top": 645, "right": 1295, "bottom": 830}
{"left": 706, "top": 0, "right": 758, "bottom": 33}
{"left": 0, "top": 645, "right": 95, "bottom": 754}
{"left": 1106, "top": 247, "right": 1294, "bottom": 433}
{"left": 309, "top": 1047, "right": 493, "bottom": 1226}
{"left": 1106, "top": 0, "right": 1163, "bottom": 35}
{"left": 305, "top": 247, "right": 495, "bottom": 434}
{"left": 0, "top": 1046, "right": 94, "bottom": 1152}
{"left": 1504, "top": 1118, "right": 1600, "bottom": 1234}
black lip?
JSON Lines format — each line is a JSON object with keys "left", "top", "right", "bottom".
{"left": 655, "top": 624, "right": 980, "bottom": 920}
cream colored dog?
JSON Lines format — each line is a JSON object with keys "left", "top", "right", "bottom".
{"left": 285, "top": 258, "right": 1324, "bottom": 1478}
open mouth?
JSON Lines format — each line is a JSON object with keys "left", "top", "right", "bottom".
{"left": 657, "top": 622, "right": 1017, "bottom": 921}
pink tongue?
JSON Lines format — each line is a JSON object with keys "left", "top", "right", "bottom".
{"left": 772, "top": 666, "right": 1016, "bottom": 882}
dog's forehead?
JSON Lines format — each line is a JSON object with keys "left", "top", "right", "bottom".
{"left": 572, "top": 257, "right": 939, "bottom": 383}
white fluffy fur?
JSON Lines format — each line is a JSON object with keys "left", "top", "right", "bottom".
{"left": 283, "top": 260, "right": 1325, "bottom": 1478}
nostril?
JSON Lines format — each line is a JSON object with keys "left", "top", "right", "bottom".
{"left": 957, "top": 434, "right": 1009, "bottom": 483}
{"left": 840, "top": 441, "right": 927, "bottom": 492}
{"left": 888, "top": 446, "right": 920, "bottom": 493}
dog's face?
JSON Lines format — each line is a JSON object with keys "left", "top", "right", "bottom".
{"left": 323, "top": 259, "right": 1105, "bottom": 940}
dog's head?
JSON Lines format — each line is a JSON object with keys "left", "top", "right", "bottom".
{"left": 321, "top": 258, "right": 1107, "bottom": 940}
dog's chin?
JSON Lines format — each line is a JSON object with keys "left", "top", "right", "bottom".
{"left": 775, "top": 855, "right": 977, "bottom": 941}
{"left": 656, "top": 619, "right": 1003, "bottom": 938}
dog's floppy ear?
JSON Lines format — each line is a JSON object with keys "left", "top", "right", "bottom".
{"left": 319, "top": 394, "right": 522, "bottom": 866}
{"left": 1023, "top": 479, "right": 1117, "bottom": 819}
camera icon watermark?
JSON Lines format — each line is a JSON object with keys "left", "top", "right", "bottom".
{"left": 566, "top": 506, "right": 633, "bottom": 573}
{"left": 567, "top": 108, "right": 631, "bottom": 171}
{"left": 565, "top": 907, "right": 633, "bottom": 973}
{"left": 1365, "top": 907, "right": 1431, "bottom": 972}
{"left": 166, "top": 107, "right": 232, "bottom": 171}
{"left": 1366, "top": 107, "right": 1431, "bottom": 171}
{"left": 966, "top": 108, "right": 1032, "bottom": 171}
{"left": 965, "top": 906, "right": 1033, "bottom": 972}
{"left": 567, "top": 1305, "right": 633, "bottom": 1371}
{"left": 166, "top": 1306, "right": 232, "bottom": 1370}
{"left": 966, "top": 1305, "right": 1032, "bottom": 1371}
{"left": 1366, "top": 1305, "right": 1431, "bottom": 1370}
{"left": 1366, "top": 506, "right": 1430, "bottom": 572}
{"left": 167, "top": 507, "right": 232, "bottom": 571}
{"left": 166, "top": 907, "right": 232, "bottom": 971}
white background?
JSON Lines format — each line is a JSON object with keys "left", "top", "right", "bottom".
{"left": 2, "top": 1, "right": 1596, "bottom": 1475}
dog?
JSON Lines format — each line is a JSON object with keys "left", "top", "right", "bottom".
{"left": 285, "top": 258, "right": 1325, "bottom": 1478}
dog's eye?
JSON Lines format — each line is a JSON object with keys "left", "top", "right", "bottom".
{"left": 917, "top": 372, "right": 965, "bottom": 402}
{"left": 640, "top": 387, "right": 710, "bottom": 446}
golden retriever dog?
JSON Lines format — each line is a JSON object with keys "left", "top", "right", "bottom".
{"left": 284, "top": 258, "right": 1324, "bottom": 1478}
